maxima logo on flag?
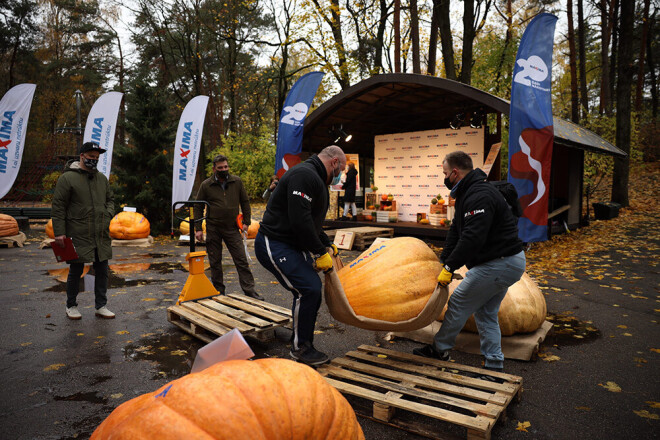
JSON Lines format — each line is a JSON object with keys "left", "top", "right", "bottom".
{"left": 0, "top": 83, "right": 36, "bottom": 200}
{"left": 83, "top": 91, "right": 123, "bottom": 178}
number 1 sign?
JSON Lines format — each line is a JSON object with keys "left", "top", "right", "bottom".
{"left": 333, "top": 231, "right": 355, "bottom": 250}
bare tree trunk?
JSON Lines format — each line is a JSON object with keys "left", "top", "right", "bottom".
{"left": 116, "top": 35, "right": 126, "bottom": 147}
{"left": 459, "top": 0, "right": 475, "bottom": 84}
{"left": 612, "top": 0, "right": 634, "bottom": 207}
{"left": 599, "top": 0, "right": 612, "bottom": 115}
{"left": 438, "top": 0, "right": 456, "bottom": 80}
{"left": 577, "top": 0, "right": 588, "bottom": 117}
{"left": 374, "top": 0, "right": 390, "bottom": 75}
{"left": 648, "top": 11, "right": 658, "bottom": 117}
{"left": 394, "top": 0, "right": 401, "bottom": 72}
{"left": 494, "top": 0, "right": 512, "bottom": 96}
{"left": 427, "top": 1, "right": 439, "bottom": 75}
{"left": 410, "top": 0, "right": 421, "bottom": 74}
{"left": 635, "top": 0, "right": 651, "bottom": 111}
{"left": 568, "top": 0, "right": 580, "bottom": 122}
{"left": 608, "top": 0, "right": 619, "bottom": 115}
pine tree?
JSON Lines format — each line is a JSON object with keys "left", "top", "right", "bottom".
{"left": 112, "top": 78, "right": 174, "bottom": 235}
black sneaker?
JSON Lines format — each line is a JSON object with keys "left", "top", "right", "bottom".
{"left": 245, "top": 291, "right": 264, "bottom": 301}
{"left": 412, "top": 344, "right": 451, "bottom": 361}
{"left": 290, "top": 344, "right": 330, "bottom": 366}
{"left": 472, "top": 367, "right": 506, "bottom": 383}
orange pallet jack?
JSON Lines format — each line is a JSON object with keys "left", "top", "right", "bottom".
{"left": 173, "top": 201, "right": 219, "bottom": 304}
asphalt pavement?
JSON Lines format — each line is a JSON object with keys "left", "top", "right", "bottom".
{"left": 0, "top": 225, "right": 658, "bottom": 440}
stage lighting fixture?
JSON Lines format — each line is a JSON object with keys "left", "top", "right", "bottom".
{"left": 470, "top": 109, "right": 484, "bottom": 129}
{"left": 330, "top": 124, "right": 352, "bottom": 142}
{"left": 450, "top": 113, "right": 465, "bottom": 130}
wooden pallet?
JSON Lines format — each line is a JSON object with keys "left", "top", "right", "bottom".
{"left": 325, "top": 226, "right": 394, "bottom": 250}
{"left": 317, "top": 345, "right": 523, "bottom": 440}
{"left": 167, "top": 293, "right": 292, "bottom": 343}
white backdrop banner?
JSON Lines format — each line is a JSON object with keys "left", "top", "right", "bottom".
{"left": 0, "top": 83, "right": 37, "bottom": 200}
{"left": 83, "top": 91, "right": 123, "bottom": 178}
{"left": 171, "top": 95, "right": 209, "bottom": 207}
{"left": 374, "top": 127, "right": 484, "bottom": 221}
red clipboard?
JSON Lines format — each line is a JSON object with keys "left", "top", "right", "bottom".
{"left": 52, "top": 237, "right": 79, "bottom": 262}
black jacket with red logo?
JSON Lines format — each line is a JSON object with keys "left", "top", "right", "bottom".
{"left": 440, "top": 168, "right": 523, "bottom": 272}
{"left": 259, "top": 155, "right": 332, "bottom": 255}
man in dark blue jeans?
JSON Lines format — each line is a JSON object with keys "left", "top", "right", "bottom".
{"left": 413, "top": 151, "right": 525, "bottom": 378}
{"left": 255, "top": 146, "right": 346, "bottom": 366}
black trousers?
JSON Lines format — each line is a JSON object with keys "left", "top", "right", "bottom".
{"left": 205, "top": 225, "right": 256, "bottom": 296}
{"left": 66, "top": 250, "right": 108, "bottom": 309}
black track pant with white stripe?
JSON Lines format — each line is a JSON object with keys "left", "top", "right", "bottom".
{"left": 255, "top": 232, "right": 322, "bottom": 351}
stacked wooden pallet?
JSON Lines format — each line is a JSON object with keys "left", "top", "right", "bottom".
{"left": 167, "top": 293, "right": 292, "bottom": 343}
{"left": 325, "top": 226, "right": 394, "bottom": 251}
{"left": 317, "top": 345, "right": 523, "bottom": 440}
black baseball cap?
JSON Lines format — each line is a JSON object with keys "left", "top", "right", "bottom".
{"left": 79, "top": 141, "right": 106, "bottom": 154}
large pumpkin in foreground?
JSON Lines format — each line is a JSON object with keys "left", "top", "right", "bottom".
{"left": 91, "top": 358, "right": 365, "bottom": 440}
{"left": 45, "top": 219, "right": 55, "bottom": 239}
{"left": 179, "top": 217, "right": 206, "bottom": 235}
{"left": 109, "top": 212, "right": 150, "bottom": 240}
{"left": 439, "top": 267, "right": 547, "bottom": 335}
{"left": 337, "top": 237, "right": 441, "bottom": 322}
{"left": 0, "top": 214, "right": 19, "bottom": 237}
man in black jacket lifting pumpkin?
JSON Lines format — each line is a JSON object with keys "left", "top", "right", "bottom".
{"left": 413, "top": 151, "right": 525, "bottom": 378}
{"left": 255, "top": 146, "right": 346, "bottom": 366}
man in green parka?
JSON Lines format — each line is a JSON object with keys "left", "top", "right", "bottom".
{"left": 52, "top": 141, "right": 115, "bottom": 320}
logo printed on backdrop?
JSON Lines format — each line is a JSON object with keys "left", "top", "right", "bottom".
{"left": 378, "top": 157, "right": 388, "bottom": 161}
{"left": 427, "top": 134, "right": 439, "bottom": 138}
{"left": 385, "top": 184, "right": 396, "bottom": 188}
{"left": 386, "top": 147, "right": 396, "bottom": 152}
{"left": 402, "top": 146, "right": 413, "bottom": 150}
{"left": 394, "top": 156, "right": 404, "bottom": 160}
{"left": 466, "top": 130, "right": 480, "bottom": 136}
{"left": 410, "top": 155, "right": 421, "bottom": 160}
{"left": 419, "top": 164, "right": 430, "bottom": 169}
{"left": 394, "top": 175, "right": 404, "bottom": 179}
{"left": 394, "top": 137, "right": 405, "bottom": 141}
{"left": 445, "top": 132, "right": 457, "bottom": 137}
{"left": 386, "top": 166, "right": 396, "bottom": 170}
{"left": 410, "top": 135, "right": 421, "bottom": 140}
{"left": 418, "top": 184, "right": 429, "bottom": 188}
{"left": 401, "top": 165, "right": 412, "bottom": 169}
{"left": 427, "top": 174, "right": 439, "bottom": 178}
{"left": 402, "top": 184, "right": 412, "bottom": 188}
{"left": 0, "top": 83, "right": 36, "bottom": 199}
{"left": 419, "top": 145, "right": 430, "bottom": 149}
{"left": 377, "top": 175, "right": 387, "bottom": 179}
{"left": 427, "top": 154, "right": 439, "bottom": 158}
{"left": 410, "top": 194, "right": 420, "bottom": 198}
{"left": 410, "top": 174, "right": 421, "bottom": 179}
{"left": 456, "top": 142, "right": 468, "bottom": 147}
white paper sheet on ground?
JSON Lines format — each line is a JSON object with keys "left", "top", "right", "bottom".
{"left": 190, "top": 328, "right": 255, "bottom": 374}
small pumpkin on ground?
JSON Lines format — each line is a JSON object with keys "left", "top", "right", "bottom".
{"left": 109, "top": 212, "right": 150, "bottom": 240}
{"left": 439, "top": 267, "right": 547, "bottom": 335}
{"left": 45, "top": 219, "right": 55, "bottom": 239}
{"left": 337, "top": 237, "right": 442, "bottom": 322}
{"left": 0, "top": 214, "right": 19, "bottom": 237}
{"left": 179, "top": 216, "right": 206, "bottom": 235}
{"left": 91, "top": 358, "right": 365, "bottom": 440}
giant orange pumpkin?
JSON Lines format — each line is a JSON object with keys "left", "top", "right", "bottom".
{"left": 247, "top": 220, "right": 259, "bottom": 239}
{"left": 45, "top": 219, "right": 55, "bottom": 239}
{"left": 0, "top": 214, "right": 19, "bottom": 237}
{"left": 91, "top": 358, "right": 365, "bottom": 440}
{"left": 439, "top": 267, "right": 547, "bottom": 335}
{"left": 179, "top": 216, "right": 206, "bottom": 235}
{"left": 337, "top": 237, "right": 442, "bottom": 322}
{"left": 109, "top": 212, "right": 150, "bottom": 240}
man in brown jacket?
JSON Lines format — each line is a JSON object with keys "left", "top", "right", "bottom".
{"left": 194, "top": 154, "right": 262, "bottom": 300}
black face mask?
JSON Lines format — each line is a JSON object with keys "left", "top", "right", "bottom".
{"left": 83, "top": 158, "right": 99, "bottom": 171}
{"left": 444, "top": 171, "right": 455, "bottom": 190}
{"left": 216, "top": 170, "right": 229, "bottom": 180}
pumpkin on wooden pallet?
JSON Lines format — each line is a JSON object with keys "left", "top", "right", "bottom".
{"left": 109, "top": 212, "right": 150, "bottom": 240}
{"left": 179, "top": 216, "right": 206, "bottom": 235}
{"left": 45, "top": 219, "right": 55, "bottom": 239}
{"left": 325, "top": 236, "right": 447, "bottom": 331}
{"left": 439, "top": 267, "right": 547, "bottom": 335}
{"left": 0, "top": 214, "right": 19, "bottom": 237}
{"left": 91, "top": 358, "right": 365, "bottom": 440}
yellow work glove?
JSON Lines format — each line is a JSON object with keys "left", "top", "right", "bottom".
{"left": 330, "top": 244, "right": 339, "bottom": 256}
{"left": 437, "top": 267, "right": 453, "bottom": 287}
{"left": 315, "top": 252, "right": 333, "bottom": 272}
